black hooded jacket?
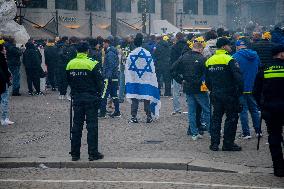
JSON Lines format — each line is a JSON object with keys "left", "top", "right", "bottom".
{"left": 171, "top": 50, "right": 207, "bottom": 94}
{"left": 154, "top": 40, "right": 171, "bottom": 70}
{"left": 170, "top": 40, "right": 187, "bottom": 65}
{"left": 23, "top": 42, "right": 42, "bottom": 70}
{"left": 252, "top": 39, "right": 275, "bottom": 67}
{"left": 0, "top": 52, "right": 11, "bottom": 94}
{"left": 5, "top": 43, "right": 22, "bottom": 68}
{"left": 254, "top": 58, "right": 284, "bottom": 113}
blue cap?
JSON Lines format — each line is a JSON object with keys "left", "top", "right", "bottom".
{"left": 235, "top": 40, "right": 247, "bottom": 47}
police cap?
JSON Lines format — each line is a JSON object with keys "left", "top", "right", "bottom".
{"left": 216, "top": 37, "right": 231, "bottom": 48}
{"left": 77, "top": 42, "right": 90, "bottom": 53}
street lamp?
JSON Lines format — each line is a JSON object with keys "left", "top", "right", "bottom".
{"left": 15, "top": 0, "right": 28, "bottom": 25}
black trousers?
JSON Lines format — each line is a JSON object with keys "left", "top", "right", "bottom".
{"left": 56, "top": 67, "right": 68, "bottom": 95}
{"left": 26, "top": 69, "right": 40, "bottom": 93}
{"left": 211, "top": 97, "right": 239, "bottom": 147}
{"left": 157, "top": 68, "right": 171, "bottom": 96}
{"left": 263, "top": 111, "right": 284, "bottom": 169}
{"left": 47, "top": 65, "right": 56, "bottom": 88}
{"left": 71, "top": 101, "right": 99, "bottom": 157}
{"left": 131, "top": 98, "right": 151, "bottom": 117}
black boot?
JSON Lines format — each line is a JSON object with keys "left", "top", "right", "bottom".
{"left": 209, "top": 144, "right": 219, "bottom": 151}
{"left": 273, "top": 160, "right": 284, "bottom": 177}
{"left": 89, "top": 152, "right": 104, "bottom": 161}
{"left": 222, "top": 143, "right": 242, "bottom": 151}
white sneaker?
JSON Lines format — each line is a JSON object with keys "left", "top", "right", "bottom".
{"left": 58, "top": 95, "right": 65, "bottom": 100}
{"left": 1, "top": 118, "right": 14, "bottom": 126}
{"left": 256, "top": 133, "right": 263, "bottom": 137}
{"left": 242, "top": 135, "right": 252, "bottom": 139}
{"left": 66, "top": 95, "right": 71, "bottom": 101}
{"left": 0, "top": 119, "right": 6, "bottom": 126}
{"left": 192, "top": 134, "right": 203, "bottom": 141}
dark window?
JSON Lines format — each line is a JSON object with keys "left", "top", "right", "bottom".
{"left": 25, "top": 0, "right": 47, "bottom": 8}
{"left": 138, "top": 0, "right": 155, "bottom": 13}
{"left": 55, "top": 0, "right": 78, "bottom": 10}
{"left": 203, "top": 0, "right": 218, "bottom": 15}
{"left": 85, "top": 0, "right": 105, "bottom": 11}
{"left": 183, "top": 0, "right": 198, "bottom": 15}
{"left": 116, "top": 0, "right": 131, "bottom": 12}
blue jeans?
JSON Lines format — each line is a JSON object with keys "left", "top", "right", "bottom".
{"left": 186, "top": 93, "right": 210, "bottom": 136}
{"left": 119, "top": 64, "right": 125, "bottom": 100}
{"left": 10, "top": 66, "right": 20, "bottom": 93}
{"left": 239, "top": 94, "right": 261, "bottom": 135}
{"left": 173, "top": 80, "right": 181, "bottom": 112}
{"left": 0, "top": 85, "right": 9, "bottom": 120}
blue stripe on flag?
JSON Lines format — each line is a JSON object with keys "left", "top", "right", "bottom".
{"left": 125, "top": 83, "right": 160, "bottom": 100}
{"left": 150, "top": 102, "right": 157, "bottom": 115}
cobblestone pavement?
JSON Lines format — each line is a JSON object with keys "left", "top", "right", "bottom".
{"left": 0, "top": 90, "right": 272, "bottom": 167}
{"left": 0, "top": 168, "right": 283, "bottom": 189}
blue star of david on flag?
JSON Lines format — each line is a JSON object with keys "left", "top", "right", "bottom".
{"left": 129, "top": 49, "right": 153, "bottom": 78}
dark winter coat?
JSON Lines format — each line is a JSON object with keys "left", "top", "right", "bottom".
{"left": 89, "top": 48, "right": 102, "bottom": 70}
{"left": 143, "top": 40, "right": 156, "bottom": 56}
{"left": 171, "top": 50, "right": 207, "bottom": 94}
{"left": 57, "top": 43, "right": 77, "bottom": 68}
{"left": 271, "top": 27, "right": 284, "bottom": 45}
{"left": 254, "top": 58, "right": 284, "bottom": 114}
{"left": 66, "top": 53, "right": 103, "bottom": 103}
{"left": 0, "top": 52, "right": 11, "bottom": 94}
{"left": 103, "top": 46, "right": 119, "bottom": 79}
{"left": 44, "top": 45, "right": 59, "bottom": 68}
{"left": 5, "top": 43, "right": 22, "bottom": 68}
{"left": 252, "top": 39, "right": 275, "bottom": 67}
{"left": 205, "top": 49, "right": 243, "bottom": 100}
{"left": 23, "top": 42, "right": 42, "bottom": 72}
{"left": 56, "top": 43, "right": 77, "bottom": 81}
{"left": 170, "top": 40, "right": 187, "bottom": 65}
{"left": 154, "top": 40, "right": 171, "bottom": 71}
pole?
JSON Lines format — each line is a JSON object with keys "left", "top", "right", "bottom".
{"left": 148, "top": 12, "right": 151, "bottom": 35}
{"left": 179, "top": 12, "right": 183, "bottom": 31}
{"left": 111, "top": 0, "right": 117, "bottom": 37}
{"left": 19, "top": 6, "right": 22, "bottom": 25}
{"left": 69, "top": 97, "right": 73, "bottom": 141}
{"left": 257, "top": 114, "right": 262, "bottom": 150}
{"left": 142, "top": 0, "right": 147, "bottom": 34}
{"left": 55, "top": 10, "right": 59, "bottom": 36}
{"left": 89, "top": 12, "right": 93, "bottom": 37}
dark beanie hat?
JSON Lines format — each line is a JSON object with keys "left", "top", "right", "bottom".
{"left": 216, "top": 37, "right": 231, "bottom": 48}
{"left": 272, "top": 44, "right": 284, "bottom": 56}
{"left": 77, "top": 42, "right": 90, "bottom": 53}
{"left": 134, "top": 33, "right": 143, "bottom": 47}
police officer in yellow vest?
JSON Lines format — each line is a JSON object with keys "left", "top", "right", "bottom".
{"left": 205, "top": 37, "right": 243, "bottom": 151}
{"left": 66, "top": 42, "right": 104, "bottom": 161}
{"left": 254, "top": 45, "right": 284, "bottom": 177}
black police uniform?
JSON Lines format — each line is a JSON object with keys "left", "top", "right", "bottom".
{"left": 254, "top": 50, "right": 284, "bottom": 177}
{"left": 66, "top": 51, "right": 103, "bottom": 161}
{"left": 205, "top": 49, "right": 243, "bottom": 151}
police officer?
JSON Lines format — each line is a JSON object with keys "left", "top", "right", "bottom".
{"left": 205, "top": 37, "right": 243, "bottom": 151}
{"left": 66, "top": 42, "right": 104, "bottom": 161}
{"left": 254, "top": 45, "right": 284, "bottom": 177}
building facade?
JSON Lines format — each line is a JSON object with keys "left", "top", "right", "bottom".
{"left": 20, "top": 0, "right": 283, "bottom": 39}
{"left": 226, "top": 0, "right": 284, "bottom": 31}
{"left": 21, "top": 0, "right": 230, "bottom": 38}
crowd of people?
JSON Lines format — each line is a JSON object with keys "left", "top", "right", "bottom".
{"left": 0, "top": 25, "right": 283, "bottom": 177}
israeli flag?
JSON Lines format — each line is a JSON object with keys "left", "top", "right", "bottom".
{"left": 125, "top": 47, "right": 161, "bottom": 117}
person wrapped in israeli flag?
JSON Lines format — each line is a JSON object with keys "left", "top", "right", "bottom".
{"left": 125, "top": 33, "right": 160, "bottom": 123}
